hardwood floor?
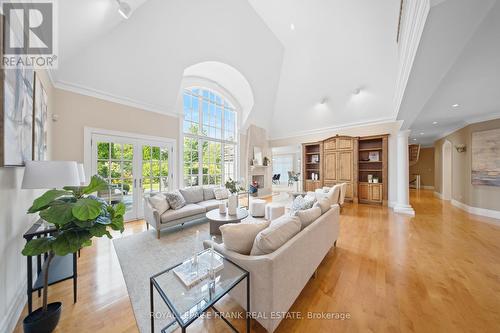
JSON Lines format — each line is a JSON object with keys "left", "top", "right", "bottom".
{"left": 14, "top": 190, "right": 500, "bottom": 332}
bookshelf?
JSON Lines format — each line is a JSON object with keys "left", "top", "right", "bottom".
{"left": 358, "top": 135, "right": 388, "bottom": 205}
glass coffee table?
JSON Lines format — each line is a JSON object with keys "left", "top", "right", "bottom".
{"left": 150, "top": 249, "right": 250, "bottom": 333}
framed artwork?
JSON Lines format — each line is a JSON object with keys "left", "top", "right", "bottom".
{"left": 368, "top": 151, "right": 379, "bottom": 161}
{"left": 471, "top": 128, "right": 500, "bottom": 186}
{"left": 34, "top": 72, "right": 48, "bottom": 161}
{"left": 1, "top": 66, "right": 35, "bottom": 166}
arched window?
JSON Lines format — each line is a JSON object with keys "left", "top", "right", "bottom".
{"left": 183, "top": 87, "right": 237, "bottom": 187}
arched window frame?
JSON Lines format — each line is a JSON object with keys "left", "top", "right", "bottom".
{"left": 180, "top": 77, "right": 240, "bottom": 187}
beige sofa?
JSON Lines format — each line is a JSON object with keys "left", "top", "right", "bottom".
{"left": 204, "top": 204, "right": 340, "bottom": 332}
{"left": 144, "top": 187, "right": 223, "bottom": 238}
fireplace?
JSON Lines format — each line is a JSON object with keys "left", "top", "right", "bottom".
{"left": 251, "top": 175, "right": 265, "bottom": 188}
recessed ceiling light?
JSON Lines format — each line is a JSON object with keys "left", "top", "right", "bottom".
{"left": 420, "top": 132, "right": 424, "bottom": 135}
{"left": 432, "top": 121, "right": 438, "bottom": 125}
{"left": 117, "top": 0, "right": 132, "bottom": 19}
{"left": 290, "top": 23, "right": 295, "bottom": 31}
{"left": 320, "top": 97, "right": 328, "bottom": 105}
{"left": 452, "top": 104, "right": 460, "bottom": 108}
{"left": 353, "top": 88, "right": 361, "bottom": 95}
{"left": 413, "top": 138, "right": 417, "bottom": 141}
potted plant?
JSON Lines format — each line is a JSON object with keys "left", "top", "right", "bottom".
{"left": 22, "top": 175, "right": 125, "bottom": 333}
{"left": 225, "top": 178, "right": 244, "bottom": 215}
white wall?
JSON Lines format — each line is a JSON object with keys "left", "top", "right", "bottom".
{"left": 0, "top": 70, "right": 54, "bottom": 333}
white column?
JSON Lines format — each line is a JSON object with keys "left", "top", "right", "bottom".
{"left": 394, "top": 129, "right": 415, "bottom": 216}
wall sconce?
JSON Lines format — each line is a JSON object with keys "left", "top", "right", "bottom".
{"left": 455, "top": 144, "right": 466, "bottom": 153}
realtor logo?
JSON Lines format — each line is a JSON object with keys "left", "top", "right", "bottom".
{"left": 2, "top": 0, "right": 58, "bottom": 68}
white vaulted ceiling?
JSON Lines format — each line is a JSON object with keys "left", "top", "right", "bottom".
{"left": 53, "top": 0, "right": 401, "bottom": 134}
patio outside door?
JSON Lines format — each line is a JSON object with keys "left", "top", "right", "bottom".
{"left": 91, "top": 134, "right": 174, "bottom": 221}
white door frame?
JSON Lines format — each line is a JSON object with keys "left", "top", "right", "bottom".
{"left": 84, "top": 127, "right": 177, "bottom": 220}
{"left": 442, "top": 140, "right": 452, "bottom": 200}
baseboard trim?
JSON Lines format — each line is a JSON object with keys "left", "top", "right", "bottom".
{"left": 433, "top": 191, "right": 443, "bottom": 199}
{"left": 422, "top": 185, "right": 435, "bottom": 190}
{"left": 393, "top": 204, "right": 415, "bottom": 216}
{"left": 0, "top": 281, "right": 27, "bottom": 333}
{"left": 451, "top": 200, "right": 500, "bottom": 222}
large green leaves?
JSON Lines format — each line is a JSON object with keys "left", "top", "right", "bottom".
{"left": 39, "top": 202, "right": 74, "bottom": 226}
{"left": 82, "top": 175, "right": 109, "bottom": 195}
{"left": 72, "top": 198, "right": 103, "bottom": 221}
{"left": 52, "top": 230, "right": 92, "bottom": 256}
{"left": 89, "top": 223, "right": 112, "bottom": 239}
{"left": 28, "top": 190, "right": 71, "bottom": 213}
{"left": 22, "top": 237, "right": 55, "bottom": 256}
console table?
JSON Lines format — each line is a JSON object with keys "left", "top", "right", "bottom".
{"left": 23, "top": 219, "right": 78, "bottom": 313}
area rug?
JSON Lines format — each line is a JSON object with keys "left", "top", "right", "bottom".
{"left": 113, "top": 220, "right": 218, "bottom": 332}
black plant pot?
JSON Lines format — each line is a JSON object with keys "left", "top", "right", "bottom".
{"left": 23, "top": 302, "right": 62, "bottom": 333}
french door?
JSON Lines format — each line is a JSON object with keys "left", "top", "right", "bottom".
{"left": 91, "top": 134, "right": 174, "bottom": 221}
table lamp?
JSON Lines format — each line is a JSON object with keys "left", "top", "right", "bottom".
{"left": 22, "top": 161, "right": 80, "bottom": 189}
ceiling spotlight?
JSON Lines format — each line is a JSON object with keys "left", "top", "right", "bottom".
{"left": 290, "top": 23, "right": 295, "bottom": 31}
{"left": 353, "top": 88, "right": 361, "bottom": 95}
{"left": 432, "top": 121, "right": 438, "bottom": 125}
{"left": 320, "top": 97, "right": 328, "bottom": 105}
{"left": 420, "top": 132, "right": 424, "bottom": 135}
{"left": 117, "top": 0, "right": 132, "bottom": 19}
{"left": 452, "top": 104, "right": 460, "bottom": 108}
{"left": 413, "top": 138, "right": 417, "bottom": 141}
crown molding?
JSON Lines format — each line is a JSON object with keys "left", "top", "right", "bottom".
{"left": 268, "top": 117, "right": 399, "bottom": 141}
{"left": 464, "top": 112, "right": 500, "bottom": 125}
{"left": 393, "top": 0, "right": 431, "bottom": 118}
{"left": 53, "top": 79, "right": 180, "bottom": 118}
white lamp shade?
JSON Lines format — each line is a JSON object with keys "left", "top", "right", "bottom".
{"left": 77, "top": 163, "right": 86, "bottom": 185}
{"left": 22, "top": 161, "right": 81, "bottom": 189}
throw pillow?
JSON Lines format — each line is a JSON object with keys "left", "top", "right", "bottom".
{"left": 250, "top": 215, "right": 301, "bottom": 255}
{"left": 214, "top": 187, "right": 229, "bottom": 200}
{"left": 220, "top": 220, "right": 270, "bottom": 255}
{"left": 148, "top": 193, "right": 169, "bottom": 214}
{"left": 179, "top": 187, "right": 204, "bottom": 204}
{"left": 291, "top": 195, "right": 316, "bottom": 213}
{"left": 165, "top": 190, "right": 186, "bottom": 210}
{"left": 326, "top": 185, "right": 341, "bottom": 205}
{"left": 296, "top": 206, "right": 321, "bottom": 229}
{"left": 313, "top": 198, "right": 331, "bottom": 214}
{"left": 203, "top": 187, "right": 216, "bottom": 201}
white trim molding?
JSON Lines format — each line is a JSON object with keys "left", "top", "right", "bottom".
{"left": 393, "top": 0, "right": 430, "bottom": 118}
{"left": 0, "top": 282, "right": 27, "bottom": 333}
{"left": 434, "top": 191, "right": 443, "bottom": 199}
{"left": 451, "top": 200, "right": 500, "bottom": 222}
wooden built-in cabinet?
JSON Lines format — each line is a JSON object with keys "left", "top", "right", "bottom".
{"left": 303, "top": 136, "right": 357, "bottom": 202}
{"left": 302, "top": 134, "right": 389, "bottom": 205}
{"left": 358, "top": 135, "right": 388, "bottom": 205}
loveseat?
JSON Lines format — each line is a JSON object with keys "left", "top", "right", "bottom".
{"left": 204, "top": 204, "right": 340, "bottom": 332}
{"left": 144, "top": 187, "right": 225, "bottom": 238}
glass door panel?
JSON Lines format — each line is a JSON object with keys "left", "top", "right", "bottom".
{"left": 91, "top": 134, "right": 174, "bottom": 221}
{"left": 94, "top": 140, "right": 137, "bottom": 221}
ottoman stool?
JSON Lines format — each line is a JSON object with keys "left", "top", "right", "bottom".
{"left": 265, "top": 203, "right": 286, "bottom": 221}
{"left": 249, "top": 199, "right": 266, "bottom": 217}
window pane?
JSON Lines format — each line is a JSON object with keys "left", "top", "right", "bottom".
{"left": 123, "top": 144, "right": 133, "bottom": 160}
{"left": 111, "top": 143, "right": 122, "bottom": 159}
{"left": 97, "top": 161, "right": 109, "bottom": 178}
{"left": 110, "top": 162, "right": 121, "bottom": 178}
{"left": 97, "top": 143, "right": 109, "bottom": 159}
{"left": 143, "top": 162, "right": 151, "bottom": 177}
{"left": 123, "top": 161, "right": 133, "bottom": 179}
{"left": 143, "top": 146, "right": 151, "bottom": 160}
{"left": 152, "top": 147, "right": 160, "bottom": 160}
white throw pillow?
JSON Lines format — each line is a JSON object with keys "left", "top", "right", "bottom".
{"left": 203, "top": 187, "right": 216, "bottom": 200}
{"left": 179, "top": 187, "right": 204, "bottom": 204}
{"left": 214, "top": 188, "right": 229, "bottom": 200}
{"left": 165, "top": 190, "right": 186, "bottom": 210}
{"left": 220, "top": 220, "right": 270, "bottom": 255}
{"left": 313, "top": 198, "right": 331, "bottom": 214}
{"left": 296, "top": 206, "right": 321, "bottom": 229}
{"left": 148, "top": 193, "right": 169, "bottom": 214}
{"left": 250, "top": 215, "right": 301, "bottom": 255}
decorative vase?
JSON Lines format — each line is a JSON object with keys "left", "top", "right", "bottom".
{"left": 228, "top": 194, "right": 238, "bottom": 215}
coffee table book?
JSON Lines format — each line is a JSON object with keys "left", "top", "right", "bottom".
{"left": 173, "top": 250, "right": 224, "bottom": 288}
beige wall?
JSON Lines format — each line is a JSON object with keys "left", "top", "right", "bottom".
{"left": 434, "top": 118, "right": 500, "bottom": 211}
{"left": 409, "top": 147, "right": 434, "bottom": 187}
{"left": 0, "top": 70, "right": 54, "bottom": 332}
{"left": 51, "top": 89, "right": 179, "bottom": 162}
